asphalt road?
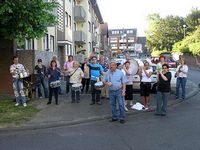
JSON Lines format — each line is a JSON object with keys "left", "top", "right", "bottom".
{"left": 0, "top": 69, "right": 199, "bottom": 150}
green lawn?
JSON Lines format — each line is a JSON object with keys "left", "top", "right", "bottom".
{"left": 0, "top": 97, "right": 39, "bottom": 127}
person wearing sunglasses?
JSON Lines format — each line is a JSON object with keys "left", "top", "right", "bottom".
{"left": 155, "top": 64, "right": 171, "bottom": 116}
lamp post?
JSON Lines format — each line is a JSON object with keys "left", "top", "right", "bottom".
{"left": 183, "top": 24, "right": 186, "bottom": 38}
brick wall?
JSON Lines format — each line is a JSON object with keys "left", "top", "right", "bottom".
{"left": 183, "top": 54, "right": 200, "bottom": 69}
{"left": 0, "top": 48, "right": 57, "bottom": 96}
{"left": 17, "top": 50, "right": 56, "bottom": 74}
{"left": 0, "top": 39, "right": 16, "bottom": 95}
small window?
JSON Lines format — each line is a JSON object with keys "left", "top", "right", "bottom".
{"left": 69, "top": 15, "right": 71, "bottom": 28}
{"left": 50, "top": 35, "right": 54, "bottom": 52}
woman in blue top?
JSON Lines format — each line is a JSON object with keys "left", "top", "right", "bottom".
{"left": 47, "top": 60, "right": 61, "bottom": 105}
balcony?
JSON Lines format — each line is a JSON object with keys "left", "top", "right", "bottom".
{"left": 94, "top": 20, "right": 98, "bottom": 29}
{"left": 74, "top": 31, "right": 86, "bottom": 45}
{"left": 74, "top": 6, "right": 86, "bottom": 22}
{"left": 92, "top": 34, "right": 97, "bottom": 44}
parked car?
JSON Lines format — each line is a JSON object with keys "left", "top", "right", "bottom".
{"left": 160, "top": 52, "right": 177, "bottom": 68}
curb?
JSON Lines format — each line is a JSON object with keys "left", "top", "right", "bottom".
{"left": 0, "top": 81, "right": 199, "bottom": 133}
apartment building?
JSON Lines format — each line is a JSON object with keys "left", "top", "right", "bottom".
{"left": 0, "top": 0, "right": 108, "bottom": 95}
{"left": 108, "top": 28, "right": 146, "bottom": 56}
{"left": 17, "top": 0, "right": 107, "bottom": 70}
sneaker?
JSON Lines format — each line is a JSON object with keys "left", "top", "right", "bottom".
{"left": 47, "top": 101, "right": 51, "bottom": 105}
{"left": 119, "top": 120, "right": 125, "bottom": 124}
{"left": 109, "top": 118, "right": 118, "bottom": 122}
{"left": 154, "top": 113, "right": 161, "bottom": 116}
{"left": 124, "top": 106, "right": 129, "bottom": 112}
{"left": 23, "top": 103, "right": 27, "bottom": 107}
{"left": 161, "top": 113, "right": 167, "bottom": 116}
{"left": 142, "top": 107, "right": 148, "bottom": 111}
{"left": 15, "top": 103, "right": 19, "bottom": 106}
{"left": 39, "top": 97, "right": 43, "bottom": 99}
{"left": 96, "top": 101, "right": 102, "bottom": 105}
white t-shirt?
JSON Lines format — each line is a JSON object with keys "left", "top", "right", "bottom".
{"left": 141, "top": 68, "right": 153, "bottom": 82}
{"left": 123, "top": 68, "right": 134, "bottom": 85}
{"left": 69, "top": 68, "right": 84, "bottom": 84}
{"left": 176, "top": 65, "right": 188, "bottom": 78}
{"left": 10, "top": 63, "right": 25, "bottom": 79}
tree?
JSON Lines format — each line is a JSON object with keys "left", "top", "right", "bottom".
{"left": 0, "top": 0, "right": 58, "bottom": 44}
{"left": 146, "top": 14, "right": 185, "bottom": 52}
{"left": 185, "top": 8, "right": 200, "bottom": 33}
{"left": 173, "top": 26, "right": 200, "bottom": 55}
{"left": 0, "top": 0, "right": 58, "bottom": 95}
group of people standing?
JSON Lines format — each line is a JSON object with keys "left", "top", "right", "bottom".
{"left": 10, "top": 53, "right": 190, "bottom": 124}
{"left": 10, "top": 56, "right": 63, "bottom": 107}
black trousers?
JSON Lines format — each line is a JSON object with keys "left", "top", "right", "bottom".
{"left": 125, "top": 84, "right": 133, "bottom": 100}
{"left": 81, "top": 78, "right": 90, "bottom": 92}
{"left": 49, "top": 86, "right": 59, "bottom": 103}
{"left": 65, "top": 76, "right": 70, "bottom": 93}
{"left": 91, "top": 80, "right": 101, "bottom": 102}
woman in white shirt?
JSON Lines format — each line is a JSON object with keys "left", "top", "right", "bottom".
{"left": 68, "top": 61, "right": 84, "bottom": 103}
{"left": 123, "top": 61, "right": 134, "bottom": 109}
{"left": 139, "top": 61, "right": 153, "bottom": 110}
{"left": 175, "top": 58, "right": 188, "bottom": 100}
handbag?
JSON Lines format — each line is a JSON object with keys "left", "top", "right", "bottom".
{"left": 65, "top": 68, "right": 79, "bottom": 81}
{"left": 50, "top": 80, "right": 61, "bottom": 88}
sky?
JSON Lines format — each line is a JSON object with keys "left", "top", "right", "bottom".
{"left": 97, "top": 0, "right": 200, "bottom": 36}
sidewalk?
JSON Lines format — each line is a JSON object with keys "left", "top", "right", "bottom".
{"left": 1, "top": 80, "right": 199, "bottom": 131}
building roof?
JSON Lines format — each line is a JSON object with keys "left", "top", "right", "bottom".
{"left": 90, "top": 0, "right": 104, "bottom": 23}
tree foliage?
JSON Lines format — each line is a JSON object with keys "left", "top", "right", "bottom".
{"left": 146, "top": 8, "right": 200, "bottom": 55}
{"left": 0, "top": 0, "right": 58, "bottom": 43}
{"left": 146, "top": 14, "right": 185, "bottom": 52}
{"left": 172, "top": 26, "right": 200, "bottom": 55}
{"left": 185, "top": 8, "right": 200, "bottom": 33}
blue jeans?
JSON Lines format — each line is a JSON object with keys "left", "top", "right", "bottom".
{"left": 37, "top": 77, "right": 48, "bottom": 98}
{"left": 156, "top": 91, "right": 169, "bottom": 115}
{"left": 109, "top": 89, "right": 125, "bottom": 120}
{"left": 12, "top": 78, "right": 26, "bottom": 104}
{"left": 176, "top": 77, "right": 187, "bottom": 99}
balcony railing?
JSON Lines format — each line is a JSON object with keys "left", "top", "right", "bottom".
{"left": 74, "top": 31, "right": 86, "bottom": 45}
{"left": 74, "top": 6, "right": 86, "bottom": 22}
{"left": 92, "top": 34, "right": 98, "bottom": 44}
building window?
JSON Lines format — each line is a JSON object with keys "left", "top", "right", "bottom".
{"left": 69, "top": 15, "right": 71, "bottom": 28}
{"left": 65, "top": 12, "right": 68, "bottom": 27}
{"left": 50, "top": 35, "right": 54, "bottom": 52}
{"left": 88, "top": 1, "right": 91, "bottom": 12}
{"left": 89, "top": 42, "right": 91, "bottom": 52}
{"left": 92, "top": 23, "right": 95, "bottom": 33}
{"left": 57, "top": 1, "right": 64, "bottom": 32}
{"left": 74, "top": 23, "right": 77, "bottom": 31}
{"left": 65, "top": 44, "right": 72, "bottom": 55}
{"left": 43, "top": 34, "right": 48, "bottom": 51}
{"left": 88, "top": 21, "right": 91, "bottom": 32}
{"left": 25, "top": 39, "right": 34, "bottom": 50}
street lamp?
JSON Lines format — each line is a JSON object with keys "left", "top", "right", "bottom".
{"left": 183, "top": 24, "right": 187, "bottom": 38}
